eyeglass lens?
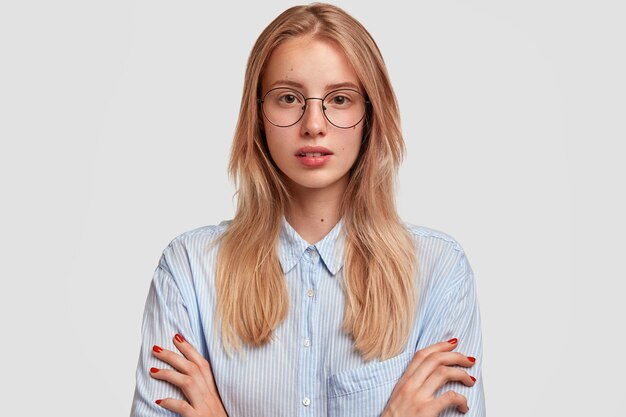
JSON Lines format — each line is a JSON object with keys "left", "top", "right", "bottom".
{"left": 261, "top": 88, "right": 366, "bottom": 128}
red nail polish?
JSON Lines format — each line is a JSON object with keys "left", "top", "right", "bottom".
{"left": 447, "top": 338, "right": 458, "bottom": 344}
{"left": 467, "top": 356, "right": 476, "bottom": 363}
{"left": 153, "top": 345, "right": 163, "bottom": 353}
{"left": 175, "top": 333, "right": 184, "bottom": 343}
{"left": 470, "top": 376, "right": 476, "bottom": 382}
{"left": 150, "top": 367, "right": 159, "bottom": 373}
{"left": 156, "top": 399, "right": 162, "bottom": 405}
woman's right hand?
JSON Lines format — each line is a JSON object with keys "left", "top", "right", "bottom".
{"left": 381, "top": 338, "right": 477, "bottom": 417}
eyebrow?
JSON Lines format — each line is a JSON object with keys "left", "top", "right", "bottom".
{"left": 269, "top": 79, "right": 361, "bottom": 91}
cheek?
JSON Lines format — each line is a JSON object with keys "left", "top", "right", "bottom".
{"left": 264, "top": 123, "right": 278, "bottom": 150}
{"left": 339, "top": 129, "right": 364, "bottom": 157}
{"left": 265, "top": 138, "right": 281, "bottom": 163}
{"left": 264, "top": 126, "right": 292, "bottom": 164}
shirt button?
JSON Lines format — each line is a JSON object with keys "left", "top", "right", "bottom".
{"left": 306, "top": 289, "right": 314, "bottom": 298}
{"left": 302, "top": 397, "right": 311, "bottom": 406}
{"left": 304, "top": 338, "right": 311, "bottom": 347}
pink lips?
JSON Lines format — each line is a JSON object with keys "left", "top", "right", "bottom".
{"left": 294, "top": 146, "right": 333, "bottom": 156}
{"left": 295, "top": 146, "right": 333, "bottom": 168}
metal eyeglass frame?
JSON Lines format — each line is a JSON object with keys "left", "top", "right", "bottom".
{"left": 257, "top": 87, "right": 371, "bottom": 129}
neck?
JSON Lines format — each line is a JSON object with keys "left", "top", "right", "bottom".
{"left": 285, "top": 176, "right": 346, "bottom": 245}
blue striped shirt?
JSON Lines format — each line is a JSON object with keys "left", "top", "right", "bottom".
{"left": 130, "top": 216, "right": 486, "bottom": 417}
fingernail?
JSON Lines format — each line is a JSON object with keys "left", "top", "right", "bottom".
{"left": 467, "top": 356, "right": 476, "bottom": 363}
{"left": 152, "top": 345, "right": 163, "bottom": 353}
{"left": 470, "top": 376, "right": 476, "bottom": 382}
{"left": 156, "top": 399, "right": 162, "bottom": 405}
{"left": 175, "top": 333, "right": 184, "bottom": 343}
{"left": 150, "top": 367, "right": 159, "bottom": 373}
{"left": 447, "top": 338, "right": 458, "bottom": 344}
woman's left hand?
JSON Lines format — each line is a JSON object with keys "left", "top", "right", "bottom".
{"left": 150, "top": 333, "right": 228, "bottom": 417}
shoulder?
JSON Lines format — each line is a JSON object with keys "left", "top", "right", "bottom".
{"left": 157, "top": 219, "right": 233, "bottom": 275}
{"left": 167, "top": 219, "right": 232, "bottom": 248}
{"left": 402, "top": 221, "right": 471, "bottom": 291}
{"left": 403, "top": 221, "right": 465, "bottom": 254}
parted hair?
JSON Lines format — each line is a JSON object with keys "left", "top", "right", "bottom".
{"left": 213, "top": 2, "right": 418, "bottom": 361}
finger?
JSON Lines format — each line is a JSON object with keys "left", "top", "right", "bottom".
{"left": 152, "top": 344, "right": 200, "bottom": 377}
{"left": 155, "top": 397, "right": 195, "bottom": 417}
{"left": 172, "top": 333, "right": 219, "bottom": 393}
{"left": 430, "top": 390, "right": 469, "bottom": 414}
{"left": 420, "top": 366, "right": 477, "bottom": 398}
{"left": 401, "top": 339, "right": 458, "bottom": 384}
{"left": 410, "top": 351, "right": 476, "bottom": 387}
{"left": 172, "top": 333, "right": 205, "bottom": 365}
{"left": 150, "top": 367, "right": 205, "bottom": 408}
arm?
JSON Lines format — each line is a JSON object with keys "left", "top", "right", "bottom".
{"left": 415, "top": 251, "right": 486, "bottom": 416}
{"left": 130, "top": 251, "right": 197, "bottom": 417}
{"left": 382, "top": 249, "right": 486, "bottom": 417}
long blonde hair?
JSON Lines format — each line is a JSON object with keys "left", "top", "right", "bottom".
{"left": 214, "top": 2, "right": 418, "bottom": 361}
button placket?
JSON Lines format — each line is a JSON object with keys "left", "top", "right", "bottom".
{"left": 305, "top": 246, "right": 319, "bottom": 263}
{"left": 301, "top": 246, "right": 317, "bottom": 412}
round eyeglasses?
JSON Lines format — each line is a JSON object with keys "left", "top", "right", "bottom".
{"left": 257, "top": 87, "right": 370, "bottom": 129}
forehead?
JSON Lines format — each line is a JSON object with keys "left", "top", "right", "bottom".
{"left": 261, "top": 36, "right": 361, "bottom": 93}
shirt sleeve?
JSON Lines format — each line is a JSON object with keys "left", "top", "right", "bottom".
{"left": 130, "top": 251, "right": 197, "bottom": 417}
{"left": 415, "top": 250, "right": 487, "bottom": 417}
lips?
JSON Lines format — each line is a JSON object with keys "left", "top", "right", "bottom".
{"left": 294, "top": 145, "right": 334, "bottom": 168}
{"left": 295, "top": 146, "right": 333, "bottom": 157}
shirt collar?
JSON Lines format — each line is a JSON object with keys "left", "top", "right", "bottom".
{"left": 278, "top": 215, "right": 345, "bottom": 276}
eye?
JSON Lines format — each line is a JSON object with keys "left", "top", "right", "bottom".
{"left": 275, "top": 90, "right": 304, "bottom": 106}
{"left": 279, "top": 94, "right": 298, "bottom": 104}
{"left": 325, "top": 90, "right": 358, "bottom": 107}
{"left": 332, "top": 95, "right": 350, "bottom": 105}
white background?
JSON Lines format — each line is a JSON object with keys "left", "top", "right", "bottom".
{"left": 1, "top": 0, "right": 624, "bottom": 415}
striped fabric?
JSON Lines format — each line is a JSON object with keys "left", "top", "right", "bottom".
{"left": 130, "top": 216, "right": 486, "bottom": 417}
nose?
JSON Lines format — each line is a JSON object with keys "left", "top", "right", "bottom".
{"left": 300, "top": 98, "right": 327, "bottom": 137}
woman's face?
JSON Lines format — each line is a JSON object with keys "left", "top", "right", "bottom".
{"left": 260, "top": 36, "right": 365, "bottom": 194}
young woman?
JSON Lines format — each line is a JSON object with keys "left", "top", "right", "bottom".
{"left": 130, "top": 3, "right": 485, "bottom": 417}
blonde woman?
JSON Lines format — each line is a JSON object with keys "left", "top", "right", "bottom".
{"left": 130, "top": 3, "right": 486, "bottom": 417}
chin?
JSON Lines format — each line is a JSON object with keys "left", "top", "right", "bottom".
{"left": 286, "top": 172, "right": 346, "bottom": 191}
{"left": 291, "top": 179, "right": 334, "bottom": 190}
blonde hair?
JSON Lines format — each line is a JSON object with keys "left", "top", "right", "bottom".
{"left": 214, "top": 2, "right": 418, "bottom": 361}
